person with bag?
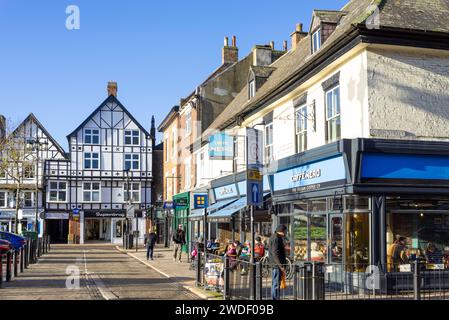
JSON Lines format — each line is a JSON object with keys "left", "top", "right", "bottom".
{"left": 172, "top": 224, "right": 186, "bottom": 263}
{"left": 268, "top": 225, "right": 287, "bottom": 300}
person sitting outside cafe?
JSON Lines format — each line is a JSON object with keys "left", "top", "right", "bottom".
{"left": 208, "top": 239, "right": 221, "bottom": 254}
{"left": 387, "top": 236, "right": 409, "bottom": 272}
{"left": 239, "top": 241, "right": 251, "bottom": 275}
{"left": 425, "top": 242, "right": 444, "bottom": 265}
{"left": 254, "top": 236, "right": 265, "bottom": 261}
{"left": 226, "top": 241, "right": 238, "bottom": 270}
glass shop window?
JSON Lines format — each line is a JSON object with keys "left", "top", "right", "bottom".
{"left": 309, "top": 214, "right": 327, "bottom": 262}
{"left": 345, "top": 213, "right": 370, "bottom": 272}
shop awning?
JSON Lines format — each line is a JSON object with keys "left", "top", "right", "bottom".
{"left": 188, "top": 198, "right": 238, "bottom": 221}
{"left": 208, "top": 196, "right": 248, "bottom": 221}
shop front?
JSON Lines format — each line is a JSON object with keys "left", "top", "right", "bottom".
{"left": 45, "top": 212, "right": 69, "bottom": 243}
{"left": 82, "top": 210, "right": 145, "bottom": 245}
{"left": 173, "top": 192, "right": 190, "bottom": 253}
{"left": 269, "top": 138, "right": 449, "bottom": 292}
{"left": 205, "top": 172, "right": 272, "bottom": 245}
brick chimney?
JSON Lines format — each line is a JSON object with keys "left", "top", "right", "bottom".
{"left": 0, "top": 115, "right": 5, "bottom": 140}
{"left": 107, "top": 81, "right": 118, "bottom": 97}
{"left": 290, "top": 23, "right": 308, "bottom": 50}
{"left": 222, "top": 36, "right": 238, "bottom": 64}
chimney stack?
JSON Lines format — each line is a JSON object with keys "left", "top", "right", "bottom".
{"left": 0, "top": 115, "right": 5, "bottom": 140}
{"left": 290, "top": 23, "right": 308, "bottom": 50}
{"left": 107, "top": 81, "right": 118, "bottom": 97}
{"left": 222, "top": 36, "right": 238, "bottom": 64}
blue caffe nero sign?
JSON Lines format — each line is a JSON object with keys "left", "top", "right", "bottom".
{"left": 272, "top": 156, "right": 347, "bottom": 194}
{"left": 209, "top": 133, "right": 234, "bottom": 159}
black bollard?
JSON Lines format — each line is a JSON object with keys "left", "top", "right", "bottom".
{"left": 20, "top": 246, "right": 24, "bottom": 273}
{"left": 6, "top": 251, "right": 12, "bottom": 282}
{"left": 13, "top": 250, "right": 18, "bottom": 278}
{"left": 0, "top": 253, "right": 3, "bottom": 288}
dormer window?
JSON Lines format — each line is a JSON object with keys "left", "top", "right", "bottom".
{"left": 249, "top": 79, "right": 256, "bottom": 99}
{"left": 312, "top": 29, "right": 322, "bottom": 53}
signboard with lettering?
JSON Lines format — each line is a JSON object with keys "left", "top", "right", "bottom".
{"left": 272, "top": 156, "right": 347, "bottom": 195}
{"left": 84, "top": 211, "right": 126, "bottom": 218}
{"left": 193, "top": 194, "right": 208, "bottom": 209}
{"left": 209, "top": 133, "right": 234, "bottom": 159}
{"left": 214, "top": 184, "right": 238, "bottom": 201}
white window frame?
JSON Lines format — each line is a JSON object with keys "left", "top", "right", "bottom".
{"left": 84, "top": 152, "right": 100, "bottom": 170}
{"left": 0, "top": 191, "right": 7, "bottom": 208}
{"left": 312, "top": 29, "right": 322, "bottom": 54}
{"left": 325, "top": 85, "right": 341, "bottom": 143}
{"left": 124, "top": 153, "right": 140, "bottom": 171}
{"left": 249, "top": 79, "right": 256, "bottom": 99}
{"left": 83, "top": 182, "right": 101, "bottom": 203}
{"left": 123, "top": 182, "right": 141, "bottom": 203}
{"left": 295, "top": 104, "right": 308, "bottom": 153}
{"left": 48, "top": 181, "right": 67, "bottom": 203}
{"left": 22, "top": 192, "right": 33, "bottom": 208}
{"left": 264, "top": 122, "right": 273, "bottom": 164}
{"left": 124, "top": 130, "right": 140, "bottom": 146}
{"left": 84, "top": 128, "right": 100, "bottom": 145}
{"left": 185, "top": 111, "right": 192, "bottom": 136}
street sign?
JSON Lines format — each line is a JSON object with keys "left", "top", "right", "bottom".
{"left": 247, "top": 169, "right": 262, "bottom": 181}
{"left": 163, "top": 201, "right": 175, "bottom": 209}
{"left": 126, "top": 205, "right": 135, "bottom": 219}
{"left": 73, "top": 208, "right": 80, "bottom": 215}
{"left": 193, "top": 194, "right": 208, "bottom": 209}
{"left": 246, "top": 127, "right": 264, "bottom": 206}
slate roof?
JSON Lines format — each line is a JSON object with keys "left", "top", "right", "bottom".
{"left": 204, "top": 0, "right": 449, "bottom": 135}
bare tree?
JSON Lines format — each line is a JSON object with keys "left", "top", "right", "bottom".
{"left": 0, "top": 117, "right": 34, "bottom": 233}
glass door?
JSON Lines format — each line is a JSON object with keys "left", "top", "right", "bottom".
{"left": 327, "top": 213, "right": 345, "bottom": 292}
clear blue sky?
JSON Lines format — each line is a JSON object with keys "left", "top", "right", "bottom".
{"left": 0, "top": 0, "right": 347, "bottom": 148}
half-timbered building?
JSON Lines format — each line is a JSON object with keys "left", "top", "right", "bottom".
{"left": 45, "top": 82, "right": 154, "bottom": 244}
{"left": 0, "top": 113, "right": 66, "bottom": 235}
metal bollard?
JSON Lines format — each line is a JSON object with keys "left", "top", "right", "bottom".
{"left": 20, "top": 247, "right": 24, "bottom": 273}
{"left": 48, "top": 235, "right": 51, "bottom": 252}
{"left": 414, "top": 260, "right": 421, "bottom": 300}
{"left": 13, "top": 250, "right": 18, "bottom": 278}
{"left": 6, "top": 251, "right": 12, "bottom": 282}
{"left": 250, "top": 263, "right": 257, "bottom": 300}
{"left": 223, "top": 255, "right": 230, "bottom": 300}
{"left": 196, "top": 251, "right": 202, "bottom": 286}
{"left": 0, "top": 253, "right": 3, "bottom": 288}
{"left": 293, "top": 264, "right": 298, "bottom": 300}
{"left": 255, "top": 262, "right": 263, "bottom": 300}
{"left": 312, "top": 261, "right": 317, "bottom": 300}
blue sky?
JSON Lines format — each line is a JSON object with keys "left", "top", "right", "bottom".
{"left": 0, "top": 0, "right": 347, "bottom": 148}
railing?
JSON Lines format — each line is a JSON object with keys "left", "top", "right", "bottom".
{"left": 0, "top": 235, "right": 51, "bottom": 289}
{"left": 194, "top": 255, "right": 449, "bottom": 300}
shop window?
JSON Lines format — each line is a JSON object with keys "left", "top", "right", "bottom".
{"left": 114, "top": 220, "right": 123, "bottom": 238}
{"left": 345, "top": 196, "right": 370, "bottom": 211}
{"left": 293, "top": 213, "right": 308, "bottom": 262}
{"left": 310, "top": 214, "right": 327, "bottom": 262}
{"left": 329, "top": 216, "right": 343, "bottom": 264}
{"left": 345, "top": 213, "right": 370, "bottom": 272}
{"left": 309, "top": 199, "right": 327, "bottom": 213}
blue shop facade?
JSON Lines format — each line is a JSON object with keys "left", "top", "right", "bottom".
{"left": 268, "top": 138, "right": 449, "bottom": 273}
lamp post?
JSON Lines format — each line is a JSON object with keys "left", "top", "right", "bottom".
{"left": 27, "top": 138, "right": 48, "bottom": 236}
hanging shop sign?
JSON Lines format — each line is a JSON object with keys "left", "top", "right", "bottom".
{"left": 209, "top": 133, "right": 234, "bottom": 159}
{"left": 193, "top": 194, "right": 209, "bottom": 209}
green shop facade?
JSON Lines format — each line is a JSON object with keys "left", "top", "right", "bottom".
{"left": 173, "top": 191, "right": 190, "bottom": 253}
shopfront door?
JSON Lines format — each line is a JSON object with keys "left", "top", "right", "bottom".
{"left": 327, "top": 213, "right": 345, "bottom": 292}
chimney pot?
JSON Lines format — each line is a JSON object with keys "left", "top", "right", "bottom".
{"left": 232, "top": 35, "right": 236, "bottom": 47}
{"left": 222, "top": 36, "right": 238, "bottom": 64}
{"left": 107, "top": 81, "right": 118, "bottom": 97}
{"left": 296, "top": 23, "right": 303, "bottom": 32}
{"left": 224, "top": 36, "right": 229, "bottom": 47}
{"left": 270, "top": 41, "right": 274, "bottom": 50}
{"left": 291, "top": 23, "right": 308, "bottom": 50}
{"left": 283, "top": 40, "right": 288, "bottom": 51}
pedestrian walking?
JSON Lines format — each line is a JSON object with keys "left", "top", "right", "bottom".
{"left": 145, "top": 228, "right": 157, "bottom": 260}
{"left": 172, "top": 224, "right": 186, "bottom": 262}
{"left": 268, "top": 224, "right": 287, "bottom": 300}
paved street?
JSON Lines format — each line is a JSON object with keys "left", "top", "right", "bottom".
{"left": 0, "top": 245, "right": 198, "bottom": 300}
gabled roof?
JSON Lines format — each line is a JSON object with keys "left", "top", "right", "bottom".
{"left": 67, "top": 95, "right": 152, "bottom": 140}
{"left": 204, "top": 0, "right": 449, "bottom": 135}
{"left": 13, "top": 113, "right": 66, "bottom": 156}
{"left": 313, "top": 10, "right": 348, "bottom": 24}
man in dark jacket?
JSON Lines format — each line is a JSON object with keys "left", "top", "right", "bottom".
{"left": 268, "top": 225, "right": 287, "bottom": 300}
{"left": 145, "top": 229, "right": 157, "bottom": 260}
{"left": 172, "top": 224, "right": 186, "bottom": 262}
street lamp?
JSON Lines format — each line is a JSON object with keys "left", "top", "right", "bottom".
{"left": 27, "top": 137, "right": 48, "bottom": 236}
{"left": 124, "top": 167, "right": 131, "bottom": 249}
